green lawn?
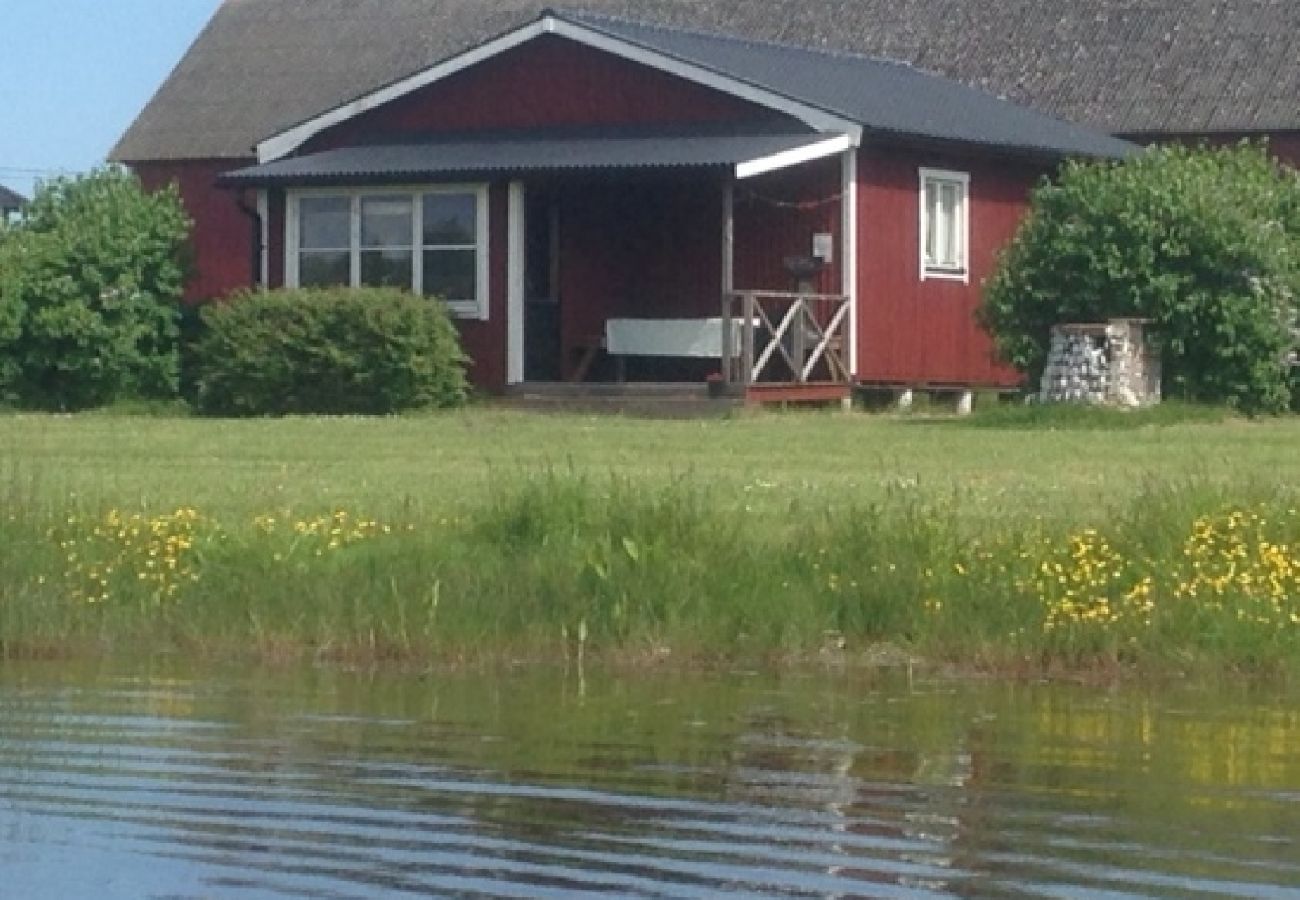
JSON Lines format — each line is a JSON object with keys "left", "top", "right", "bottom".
{"left": 3, "top": 407, "right": 1299, "bottom": 673}
{"left": 3, "top": 406, "right": 1295, "bottom": 523}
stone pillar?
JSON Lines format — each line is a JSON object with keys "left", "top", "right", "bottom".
{"left": 1039, "top": 319, "right": 1159, "bottom": 407}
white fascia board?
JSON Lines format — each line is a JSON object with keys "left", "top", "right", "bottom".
{"left": 257, "top": 15, "right": 862, "bottom": 163}
{"left": 257, "top": 20, "right": 550, "bottom": 163}
{"left": 735, "top": 134, "right": 853, "bottom": 180}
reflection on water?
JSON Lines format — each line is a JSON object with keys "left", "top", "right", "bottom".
{"left": 1, "top": 662, "right": 1299, "bottom": 898}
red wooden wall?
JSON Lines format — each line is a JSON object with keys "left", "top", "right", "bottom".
{"left": 854, "top": 146, "right": 1044, "bottom": 387}
{"left": 462, "top": 184, "right": 509, "bottom": 392}
{"left": 133, "top": 159, "right": 256, "bottom": 303}
{"left": 304, "top": 36, "right": 787, "bottom": 153}
{"left": 1268, "top": 133, "right": 1300, "bottom": 167}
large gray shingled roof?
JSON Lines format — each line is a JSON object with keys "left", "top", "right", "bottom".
{"left": 111, "top": 0, "right": 1300, "bottom": 162}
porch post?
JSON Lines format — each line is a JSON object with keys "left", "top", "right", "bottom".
{"left": 840, "top": 147, "right": 859, "bottom": 384}
{"left": 507, "top": 180, "right": 525, "bottom": 386}
{"left": 256, "top": 189, "right": 269, "bottom": 289}
{"left": 721, "top": 178, "right": 735, "bottom": 383}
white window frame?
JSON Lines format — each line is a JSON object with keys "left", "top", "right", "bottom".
{"left": 286, "top": 184, "right": 491, "bottom": 320}
{"left": 918, "top": 168, "right": 970, "bottom": 283}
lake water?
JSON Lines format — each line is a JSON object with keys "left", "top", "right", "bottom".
{"left": 1, "top": 661, "right": 1298, "bottom": 898}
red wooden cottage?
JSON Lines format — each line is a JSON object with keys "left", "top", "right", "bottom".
{"left": 121, "top": 8, "right": 1134, "bottom": 401}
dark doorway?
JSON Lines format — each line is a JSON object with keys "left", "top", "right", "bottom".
{"left": 523, "top": 189, "right": 561, "bottom": 381}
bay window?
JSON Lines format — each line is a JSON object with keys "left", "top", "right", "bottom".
{"left": 288, "top": 185, "right": 489, "bottom": 319}
{"left": 919, "top": 168, "right": 969, "bottom": 281}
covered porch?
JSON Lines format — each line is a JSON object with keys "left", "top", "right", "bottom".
{"left": 505, "top": 130, "right": 858, "bottom": 404}
{"left": 224, "top": 126, "right": 859, "bottom": 403}
{"left": 516, "top": 173, "right": 853, "bottom": 403}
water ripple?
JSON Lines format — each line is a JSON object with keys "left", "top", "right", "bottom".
{"left": 3, "top": 669, "right": 1299, "bottom": 898}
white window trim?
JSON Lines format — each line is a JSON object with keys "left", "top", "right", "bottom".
{"left": 918, "top": 167, "right": 970, "bottom": 284}
{"left": 285, "top": 184, "right": 491, "bottom": 321}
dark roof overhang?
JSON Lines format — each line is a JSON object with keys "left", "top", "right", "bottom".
{"left": 218, "top": 128, "right": 844, "bottom": 188}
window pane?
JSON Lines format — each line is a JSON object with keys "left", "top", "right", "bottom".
{"left": 939, "top": 185, "right": 955, "bottom": 265}
{"left": 360, "top": 249, "right": 414, "bottom": 289}
{"left": 941, "top": 184, "right": 961, "bottom": 267}
{"left": 947, "top": 187, "right": 964, "bottom": 265}
{"left": 299, "top": 196, "right": 350, "bottom": 249}
{"left": 299, "top": 250, "right": 351, "bottom": 287}
{"left": 423, "top": 248, "right": 477, "bottom": 302}
{"left": 922, "top": 176, "right": 965, "bottom": 271}
{"left": 423, "top": 193, "right": 477, "bottom": 245}
{"left": 361, "top": 196, "right": 413, "bottom": 248}
{"left": 924, "top": 181, "right": 939, "bottom": 263}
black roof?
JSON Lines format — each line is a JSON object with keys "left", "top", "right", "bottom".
{"left": 220, "top": 129, "right": 838, "bottom": 186}
{"left": 556, "top": 10, "right": 1134, "bottom": 160}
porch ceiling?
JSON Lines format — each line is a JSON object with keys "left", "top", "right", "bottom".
{"left": 218, "top": 128, "right": 839, "bottom": 187}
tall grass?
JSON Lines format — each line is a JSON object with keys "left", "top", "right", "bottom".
{"left": 3, "top": 463, "right": 1299, "bottom": 677}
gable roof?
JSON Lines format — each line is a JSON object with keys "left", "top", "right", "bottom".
{"left": 111, "top": 0, "right": 1300, "bottom": 163}
{"left": 256, "top": 10, "right": 1132, "bottom": 164}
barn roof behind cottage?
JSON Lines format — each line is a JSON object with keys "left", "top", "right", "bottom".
{"left": 110, "top": 0, "right": 1300, "bottom": 162}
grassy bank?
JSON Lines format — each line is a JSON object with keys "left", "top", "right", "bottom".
{"left": 3, "top": 407, "right": 1300, "bottom": 676}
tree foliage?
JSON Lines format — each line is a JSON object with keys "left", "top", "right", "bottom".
{"left": 194, "top": 287, "right": 469, "bottom": 416}
{"left": 0, "top": 167, "right": 191, "bottom": 409}
{"left": 981, "top": 144, "right": 1300, "bottom": 413}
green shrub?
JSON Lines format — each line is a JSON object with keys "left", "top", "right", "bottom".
{"left": 0, "top": 167, "right": 191, "bottom": 410}
{"left": 194, "top": 287, "right": 468, "bottom": 415}
{"left": 981, "top": 144, "right": 1300, "bottom": 414}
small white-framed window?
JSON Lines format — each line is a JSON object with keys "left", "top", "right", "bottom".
{"left": 421, "top": 189, "right": 482, "bottom": 316}
{"left": 286, "top": 185, "right": 490, "bottom": 320}
{"left": 919, "top": 168, "right": 969, "bottom": 282}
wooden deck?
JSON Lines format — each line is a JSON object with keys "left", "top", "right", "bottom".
{"left": 743, "top": 382, "right": 852, "bottom": 404}
{"left": 501, "top": 292, "right": 856, "bottom": 415}
{"left": 500, "top": 381, "right": 850, "bottom": 416}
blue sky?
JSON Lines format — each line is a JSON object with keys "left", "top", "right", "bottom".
{"left": 0, "top": 0, "right": 222, "bottom": 199}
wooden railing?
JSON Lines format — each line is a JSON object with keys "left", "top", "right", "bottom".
{"left": 722, "top": 291, "right": 852, "bottom": 389}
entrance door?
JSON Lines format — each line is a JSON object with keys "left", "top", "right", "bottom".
{"left": 523, "top": 192, "right": 561, "bottom": 381}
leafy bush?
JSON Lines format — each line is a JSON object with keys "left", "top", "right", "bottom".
{"left": 194, "top": 287, "right": 468, "bottom": 415}
{"left": 0, "top": 167, "right": 190, "bottom": 409}
{"left": 981, "top": 144, "right": 1300, "bottom": 414}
